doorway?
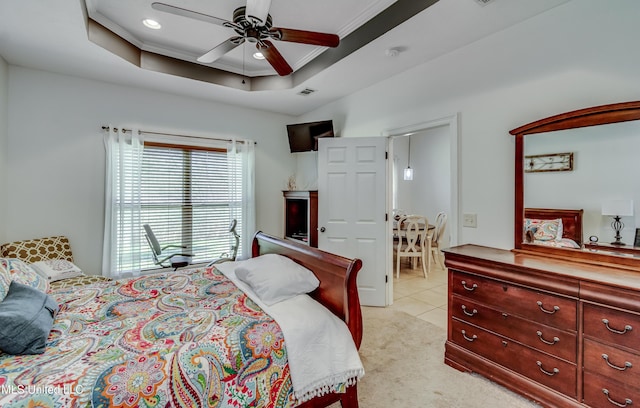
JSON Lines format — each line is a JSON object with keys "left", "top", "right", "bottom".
{"left": 384, "top": 114, "right": 459, "bottom": 303}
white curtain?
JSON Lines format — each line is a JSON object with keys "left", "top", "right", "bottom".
{"left": 227, "top": 139, "right": 256, "bottom": 260}
{"left": 102, "top": 126, "right": 144, "bottom": 278}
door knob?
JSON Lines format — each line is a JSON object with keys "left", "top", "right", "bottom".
{"left": 320, "top": 227, "right": 326, "bottom": 233}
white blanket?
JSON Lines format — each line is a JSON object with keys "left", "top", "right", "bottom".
{"left": 216, "top": 261, "right": 365, "bottom": 403}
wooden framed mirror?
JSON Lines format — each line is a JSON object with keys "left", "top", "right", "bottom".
{"left": 511, "top": 101, "right": 640, "bottom": 269}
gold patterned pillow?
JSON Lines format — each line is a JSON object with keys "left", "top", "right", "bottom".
{"left": 0, "top": 236, "right": 74, "bottom": 263}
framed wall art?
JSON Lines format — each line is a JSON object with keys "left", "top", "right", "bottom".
{"left": 525, "top": 152, "right": 573, "bottom": 173}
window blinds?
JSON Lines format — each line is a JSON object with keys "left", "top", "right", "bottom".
{"left": 135, "top": 144, "right": 242, "bottom": 270}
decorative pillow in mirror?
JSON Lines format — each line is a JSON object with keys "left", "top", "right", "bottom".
{"left": 524, "top": 218, "right": 563, "bottom": 242}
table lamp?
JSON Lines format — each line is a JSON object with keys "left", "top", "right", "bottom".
{"left": 602, "top": 199, "right": 634, "bottom": 245}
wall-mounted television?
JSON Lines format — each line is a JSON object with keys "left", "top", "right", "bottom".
{"left": 287, "top": 120, "right": 334, "bottom": 153}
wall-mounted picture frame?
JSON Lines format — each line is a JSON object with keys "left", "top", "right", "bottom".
{"left": 525, "top": 152, "right": 573, "bottom": 173}
{"left": 634, "top": 228, "right": 640, "bottom": 247}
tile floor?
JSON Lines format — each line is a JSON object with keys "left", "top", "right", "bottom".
{"left": 388, "top": 251, "right": 448, "bottom": 329}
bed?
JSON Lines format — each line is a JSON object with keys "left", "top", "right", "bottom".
{"left": 0, "top": 231, "right": 364, "bottom": 408}
{"left": 524, "top": 208, "right": 584, "bottom": 248}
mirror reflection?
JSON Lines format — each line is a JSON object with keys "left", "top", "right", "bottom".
{"left": 524, "top": 120, "right": 640, "bottom": 250}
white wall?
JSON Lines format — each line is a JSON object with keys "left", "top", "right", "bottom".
{"left": 6, "top": 67, "right": 296, "bottom": 273}
{"left": 394, "top": 129, "right": 450, "bottom": 230}
{"left": 296, "top": 0, "right": 640, "bottom": 250}
{"left": 0, "top": 56, "right": 7, "bottom": 243}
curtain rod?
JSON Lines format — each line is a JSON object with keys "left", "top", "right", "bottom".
{"left": 101, "top": 126, "right": 256, "bottom": 144}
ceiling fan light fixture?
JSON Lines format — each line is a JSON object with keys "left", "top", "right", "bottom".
{"left": 153, "top": 0, "right": 339, "bottom": 76}
{"left": 142, "top": 18, "right": 162, "bottom": 30}
{"left": 253, "top": 52, "right": 265, "bottom": 60}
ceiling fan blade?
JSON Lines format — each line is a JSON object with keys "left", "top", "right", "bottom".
{"left": 245, "top": 0, "right": 272, "bottom": 26}
{"left": 257, "top": 40, "right": 293, "bottom": 76}
{"left": 197, "top": 37, "right": 244, "bottom": 64}
{"left": 269, "top": 28, "right": 339, "bottom": 48}
{"left": 151, "top": 2, "right": 229, "bottom": 27}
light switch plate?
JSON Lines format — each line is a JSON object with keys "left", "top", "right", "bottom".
{"left": 463, "top": 213, "right": 477, "bottom": 228}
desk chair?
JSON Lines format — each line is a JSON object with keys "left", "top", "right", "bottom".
{"left": 143, "top": 224, "right": 193, "bottom": 270}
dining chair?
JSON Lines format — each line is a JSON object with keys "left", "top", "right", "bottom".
{"left": 429, "top": 212, "right": 448, "bottom": 269}
{"left": 395, "top": 215, "right": 430, "bottom": 278}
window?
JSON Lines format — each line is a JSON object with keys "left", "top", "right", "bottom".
{"left": 104, "top": 127, "right": 254, "bottom": 277}
{"left": 132, "top": 143, "right": 242, "bottom": 271}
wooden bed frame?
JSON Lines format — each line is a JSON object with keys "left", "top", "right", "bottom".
{"left": 252, "top": 231, "right": 363, "bottom": 408}
{"left": 524, "top": 208, "right": 584, "bottom": 246}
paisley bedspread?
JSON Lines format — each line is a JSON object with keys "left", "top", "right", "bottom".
{"left": 0, "top": 266, "right": 296, "bottom": 407}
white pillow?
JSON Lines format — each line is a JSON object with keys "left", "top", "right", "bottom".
{"left": 235, "top": 254, "right": 319, "bottom": 306}
{"left": 31, "top": 259, "right": 84, "bottom": 282}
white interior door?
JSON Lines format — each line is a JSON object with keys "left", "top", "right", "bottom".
{"left": 317, "top": 137, "right": 388, "bottom": 306}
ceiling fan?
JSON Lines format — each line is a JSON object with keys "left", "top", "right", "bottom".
{"left": 151, "top": 0, "right": 340, "bottom": 76}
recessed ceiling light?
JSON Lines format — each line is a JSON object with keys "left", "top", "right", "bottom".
{"left": 142, "top": 19, "right": 162, "bottom": 29}
{"left": 253, "top": 52, "right": 265, "bottom": 60}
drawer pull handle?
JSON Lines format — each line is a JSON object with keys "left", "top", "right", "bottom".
{"left": 602, "top": 354, "right": 633, "bottom": 371}
{"left": 536, "top": 301, "right": 560, "bottom": 314}
{"left": 602, "top": 389, "right": 632, "bottom": 408}
{"left": 461, "top": 305, "right": 478, "bottom": 317}
{"left": 536, "top": 331, "right": 560, "bottom": 345}
{"left": 536, "top": 361, "right": 559, "bottom": 376}
{"left": 461, "top": 330, "right": 477, "bottom": 342}
{"left": 461, "top": 280, "right": 478, "bottom": 291}
{"left": 602, "top": 319, "right": 633, "bottom": 335}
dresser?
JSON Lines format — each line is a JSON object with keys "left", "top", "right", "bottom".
{"left": 444, "top": 245, "right": 640, "bottom": 408}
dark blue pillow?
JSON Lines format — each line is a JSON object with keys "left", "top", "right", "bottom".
{"left": 0, "top": 281, "right": 58, "bottom": 355}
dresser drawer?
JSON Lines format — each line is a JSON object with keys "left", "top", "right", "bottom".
{"left": 451, "top": 295, "right": 576, "bottom": 362}
{"left": 583, "top": 371, "right": 638, "bottom": 408}
{"left": 450, "top": 319, "right": 577, "bottom": 397}
{"left": 451, "top": 271, "right": 577, "bottom": 330}
{"left": 583, "top": 303, "right": 640, "bottom": 350}
{"left": 584, "top": 338, "right": 640, "bottom": 385}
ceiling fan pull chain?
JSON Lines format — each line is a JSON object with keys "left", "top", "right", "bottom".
{"left": 242, "top": 43, "right": 246, "bottom": 84}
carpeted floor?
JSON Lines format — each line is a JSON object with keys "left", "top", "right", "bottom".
{"left": 328, "top": 306, "right": 541, "bottom": 408}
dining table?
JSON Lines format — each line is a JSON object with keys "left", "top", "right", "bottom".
{"left": 392, "top": 219, "right": 435, "bottom": 236}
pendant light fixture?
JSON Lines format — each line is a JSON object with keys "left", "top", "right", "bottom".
{"left": 403, "top": 136, "right": 413, "bottom": 180}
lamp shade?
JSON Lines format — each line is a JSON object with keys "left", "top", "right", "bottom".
{"left": 602, "top": 199, "right": 634, "bottom": 216}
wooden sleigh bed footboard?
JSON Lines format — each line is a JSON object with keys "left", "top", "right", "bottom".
{"left": 252, "top": 232, "right": 363, "bottom": 408}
